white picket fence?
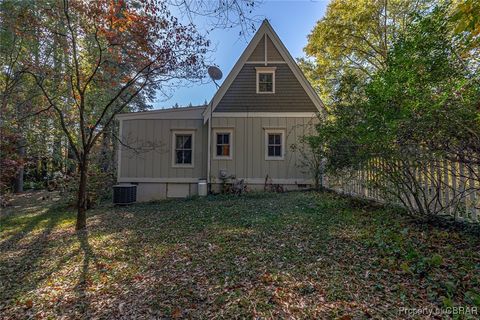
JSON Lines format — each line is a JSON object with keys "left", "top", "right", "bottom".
{"left": 323, "top": 159, "right": 479, "bottom": 223}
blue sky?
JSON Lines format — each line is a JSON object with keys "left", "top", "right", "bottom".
{"left": 153, "top": 0, "right": 328, "bottom": 109}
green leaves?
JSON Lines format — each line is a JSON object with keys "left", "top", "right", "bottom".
{"left": 303, "top": 0, "right": 434, "bottom": 103}
{"left": 304, "top": 2, "right": 480, "bottom": 217}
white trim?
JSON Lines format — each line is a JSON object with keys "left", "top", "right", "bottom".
{"left": 264, "top": 33, "right": 267, "bottom": 66}
{"left": 245, "top": 61, "right": 287, "bottom": 64}
{"left": 169, "top": 128, "right": 198, "bottom": 131}
{"left": 255, "top": 67, "right": 277, "bottom": 71}
{"left": 212, "top": 112, "right": 317, "bottom": 118}
{"left": 212, "top": 128, "right": 234, "bottom": 160}
{"left": 202, "top": 21, "right": 267, "bottom": 123}
{"left": 171, "top": 130, "right": 195, "bottom": 168}
{"left": 203, "top": 19, "right": 326, "bottom": 123}
{"left": 207, "top": 117, "right": 212, "bottom": 185}
{"left": 255, "top": 67, "right": 276, "bottom": 94}
{"left": 117, "top": 106, "right": 205, "bottom": 120}
{"left": 264, "top": 22, "right": 326, "bottom": 118}
{"left": 118, "top": 177, "right": 200, "bottom": 183}
{"left": 117, "top": 119, "right": 123, "bottom": 181}
{"left": 210, "top": 178, "right": 314, "bottom": 184}
{"left": 264, "top": 129, "right": 285, "bottom": 161}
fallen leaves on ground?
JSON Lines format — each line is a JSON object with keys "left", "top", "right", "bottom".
{"left": 0, "top": 191, "right": 479, "bottom": 319}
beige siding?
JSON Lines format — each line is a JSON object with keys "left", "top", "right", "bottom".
{"left": 215, "top": 63, "right": 318, "bottom": 113}
{"left": 266, "top": 35, "right": 284, "bottom": 61}
{"left": 119, "top": 119, "right": 207, "bottom": 180}
{"left": 210, "top": 116, "right": 318, "bottom": 182}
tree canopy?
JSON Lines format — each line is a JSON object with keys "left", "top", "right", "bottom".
{"left": 0, "top": 0, "right": 259, "bottom": 228}
{"left": 302, "top": 0, "right": 480, "bottom": 216}
{"left": 302, "top": 0, "right": 433, "bottom": 105}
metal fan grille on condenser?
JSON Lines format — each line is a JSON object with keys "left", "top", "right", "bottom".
{"left": 113, "top": 184, "right": 137, "bottom": 205}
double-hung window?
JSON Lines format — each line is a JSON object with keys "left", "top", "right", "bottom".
{"left": 265, "top": 129, "right": 285, "bottom": 160}
{"left": 172, "top": 131, "right": 194, "bottom": 167}
{"left": 213, "top": 129, "right": 233, "bottom": 160}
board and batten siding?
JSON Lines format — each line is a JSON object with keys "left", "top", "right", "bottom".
{"left": 119, "top": 118, "right": 207, "bottom": 180}
{"left": 210, "top": 116, "right": 318, "bottom": 182}
{"left": 246, "top": 34, "right": 285, "bottom": 62}
{"left": 266, "top": 35, "right": 283, "bottom": 61}
{"left": 215, "top": 63, "right": 318, "bottom": 113}
{"left": 248, "top": 34, "right": 266, "bottom": 61}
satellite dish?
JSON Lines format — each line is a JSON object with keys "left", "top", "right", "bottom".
{"left": 208, "top": 66, "right": 223, "bottom": 81}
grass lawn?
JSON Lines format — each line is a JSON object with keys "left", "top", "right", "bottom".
{"left": 1, "top": 191, "right": 479, "bottom": 319}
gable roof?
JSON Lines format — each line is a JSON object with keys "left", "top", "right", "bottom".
{"left": 203, "top": 19, "right": 326, "bottom": 123}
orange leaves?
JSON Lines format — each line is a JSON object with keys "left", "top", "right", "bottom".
{"left": 171, "top": 307, "right": 182, "bottom": 318}
{"left": 121, "top": 76, "right": 131, "bottom": 83}
{"left": 24, "top": 300, "right": 33, "bottom": 309}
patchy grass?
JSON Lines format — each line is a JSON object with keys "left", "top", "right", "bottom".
{"left": 1, "top": 191, "right": 479, "bottom": 319}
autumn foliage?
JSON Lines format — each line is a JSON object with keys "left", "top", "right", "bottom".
{"left": 2, "top": 0, "right": 209, "bottom": 228}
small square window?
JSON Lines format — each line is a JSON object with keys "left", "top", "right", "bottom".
{"left": 216, "top": 133, "right": 230, "bottom": 157}
{"left": 214, "top": 130, "right": 233, "bottom": 159}
{"left": 256, "top": 67, "right": 276, "bottom": 94}
{"left": 258, "top": 73, "right": 273, "bottom": 92}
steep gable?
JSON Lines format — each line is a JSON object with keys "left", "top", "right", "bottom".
{"left": 247, "top": 34, "right": 284, "bottom": 62}
{"left": 215, "top": 63, "right": 316, "bottom": 112}
{"left": 204, "top": 20, "right": 325, "bottom": 122}
{"left": 247, "top": 35, "right": 266, "bottom": 62}
{"left": 266, "top": 35, "right": 284, "bottom": 62}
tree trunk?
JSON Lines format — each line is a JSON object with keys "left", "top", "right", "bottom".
{"left": 13, "top": 137, "right": 25, "bottom": 193}
{"left": 52, "top": 136, "right": 63, "bottom": 173}
{"left": 67, "top": 146, "right": 76, "bottom": 174}
{"left": 100, "top": 130, "right": 111, "bottom": 173}
{"left": 41, "top": 158, "right": 48, "bottom": 188}
{"left": 76, "top": 158, "right": 88, "bottom": 230}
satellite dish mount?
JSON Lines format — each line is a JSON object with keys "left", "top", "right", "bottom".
{"left": 208, "top": 66, "right": 223, "bottom": 88}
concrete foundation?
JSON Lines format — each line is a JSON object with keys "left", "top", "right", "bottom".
{"left": 133, "top": 181, "right": 312, "bottom": 202}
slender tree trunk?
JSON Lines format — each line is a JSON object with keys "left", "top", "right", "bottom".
{"left": 66, "top": 146, "right": 76, "bottom": 174}
{"left": 100, "top": 130, "right": 111, "bottom": 173}
{"left": 13, "top": 137, "right": 25, "bottom": 193}
{"left": 52, "top": 136, "right": 62, "bottom": 172}
{"left": 41, "top": 157, "right": 48, "bottom": 188}
{"left": 76, "top": 157, "right": 88, "bottom": 230}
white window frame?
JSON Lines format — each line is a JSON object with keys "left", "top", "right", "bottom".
{"left": 256, "top": 66, "right": 276, "bottom": 94}
{"left": 171, "top": 130, "right": 195, "bottom": 168}
{"left": 264, "top": 129, "right": 285, "bottom": 160}
{"left": 213, "top": 128, "right": 233, "bottom": 160}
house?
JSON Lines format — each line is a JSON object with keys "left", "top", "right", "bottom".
{"left": 115, "top": 20, "right": 325, "bottom": 201}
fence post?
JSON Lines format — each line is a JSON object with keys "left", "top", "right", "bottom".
{"left": 441, "top": 160, "right": 450, "bottom": 215}
{"left": 468, "top": 165, "right": 478, "bottom": 222}
{"left": 459, "top": 162, "right": 468, "bottom": 221}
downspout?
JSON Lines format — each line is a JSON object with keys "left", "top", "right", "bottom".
{"left": 207, "top": 67, "right": 221, "bottom": 194}
{"left": 207, "top": 103, "right": 212, "bottom": 193}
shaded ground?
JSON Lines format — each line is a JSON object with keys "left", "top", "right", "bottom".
{"left": 0, "top": 191, "right": 479, "bottom": 319}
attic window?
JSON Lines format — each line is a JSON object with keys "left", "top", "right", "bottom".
{"left": 256, "top": 67, "right": 276, "bottom": 93}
